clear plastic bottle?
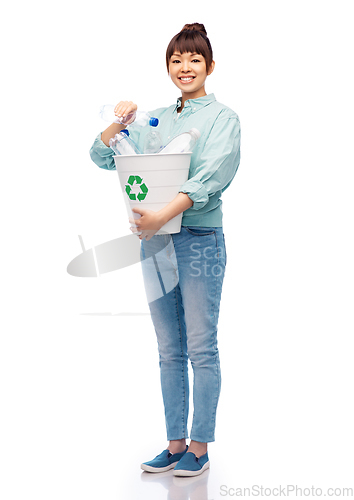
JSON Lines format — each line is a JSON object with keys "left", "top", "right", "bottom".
{"left": 109, "top": 130, "right": 141, "bottom": 155}
{"left": 100, "top": 104, "right": 135, "bottom": 125}
{"left": 159, "top": 128, "right": 201, "bottom": 154}
{"left": 128, "top": 111, "right": 159, "bottom": 130}
{"left": 143, "top": 129, "right": 163, "bottom": 154}
{"left": 100, "top": 105, "right": 158, "bottom": 129}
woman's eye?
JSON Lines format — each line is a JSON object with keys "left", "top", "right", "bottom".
{"left": 192, "top": 59, "right": 201, "bottom": 63}
{"left": 172, "top": 60, "right": 181, "bottom": 63}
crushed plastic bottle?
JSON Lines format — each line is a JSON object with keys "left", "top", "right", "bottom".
{"left": 109, "top": 130, "right": 141, "bottom": 155}
{"left": 100, "top": 105, "right": 158, "bottom": 129}
{"left": 158, "top": 128, "right": 200, "bottom": 154}
{"left": 100, "top": 105, "right": 136, "bottom": 125}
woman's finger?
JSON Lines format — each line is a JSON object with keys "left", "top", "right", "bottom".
{"left": 114, "top": 102, "right": 127, "bottom": 118}
{"left": 114, "top": 101, "right": 127, "bottom": 115}
{"left": 114, "top": 101, "right": 137, "bottom": 118}
{"left": 128, "top": 217, "right": 141, "bottom": 225}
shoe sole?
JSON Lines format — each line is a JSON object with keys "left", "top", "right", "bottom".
{"left": 173, "top": 460, "right": 210, "bottom": 477}
{"left": 141, "top": 462, "right": 177, "bottom": 473}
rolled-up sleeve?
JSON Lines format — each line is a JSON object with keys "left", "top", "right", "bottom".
{"left": 89, "top": 133, "right": 116, "bottom": 171}
{"left": 179, "top": 116, "right": 241, "bottom": 209}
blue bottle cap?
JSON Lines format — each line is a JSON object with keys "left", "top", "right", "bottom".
{"left": 121, "top": 129, "right": 129, "bottom": 136}
{"left": 149, "top": 117, "right": 159, "bottom": 127}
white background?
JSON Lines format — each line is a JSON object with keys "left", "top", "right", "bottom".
{"left": 1, "top": 1, "right": 353, "bottom": 499}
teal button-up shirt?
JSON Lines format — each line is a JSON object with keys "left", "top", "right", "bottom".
{"left": 89, "top": 93, "right": 241, "bottom": 227}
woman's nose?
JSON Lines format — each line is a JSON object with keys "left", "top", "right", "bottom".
{"left": 181, "top": 61, "right": 191, "bottom": 72}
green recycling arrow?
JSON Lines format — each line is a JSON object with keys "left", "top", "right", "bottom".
{"left": 125, "top": 175, "right": 149, "bottom": 202}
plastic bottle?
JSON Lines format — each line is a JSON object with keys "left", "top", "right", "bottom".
{"left": 159, "top": 128, "right": 201, "bottom": 154}
{"left": 143, "top": 129, "right": 163, "bottom": 154}
{"left": 109, "top": 130, "right": 141, "bottom": 155}
{"left": 100, "top": 105, "right": 158, "bottom": 129}
{"left": 100, "top": 104, "right": 136, "bottom": 125}
{"left": 127, "top": 111, "right": 159, "bottom": 130}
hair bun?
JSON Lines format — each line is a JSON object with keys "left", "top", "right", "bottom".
{"left": 181, "top": 23, "right": 207, "bottom": 36}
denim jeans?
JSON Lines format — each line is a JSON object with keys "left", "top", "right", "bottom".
{"left": 140, "top": 226, "right": 227, "bottom": 443}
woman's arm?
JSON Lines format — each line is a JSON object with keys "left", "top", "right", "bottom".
{"left": 101, "top": 101, "right": 138, "bottom": 146}
{"left": 100, "top": 122, "right": 126, "bottom": 147}
{"left": 129, "top": 192, "right": 193, "bottom": 240}
{"left": 157, "top": 192, "right": 193, "bottom": 226}
{"left": 178, "top": 115, "right": 241, "bottom": 208}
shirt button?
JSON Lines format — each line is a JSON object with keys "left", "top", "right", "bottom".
{"left": 193, "top": 107, "right": 196, "bottom": 111}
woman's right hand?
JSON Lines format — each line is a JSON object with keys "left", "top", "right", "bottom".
{"left": 114, "top": 101, "right": 138, "bottom": 125}
{"left": 101, "top": 101, "right": 137, "bottom": 147}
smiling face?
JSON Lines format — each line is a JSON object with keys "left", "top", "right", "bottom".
{"left": 168, "top": 52, "right": 215, "bottom": 101}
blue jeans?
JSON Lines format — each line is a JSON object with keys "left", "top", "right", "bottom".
{"left": 140, "top": 226, "right": 227, "bottom": 443}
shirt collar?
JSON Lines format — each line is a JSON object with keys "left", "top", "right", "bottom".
{"left": 175, "top": 93, "right": 216, "bottom": 113}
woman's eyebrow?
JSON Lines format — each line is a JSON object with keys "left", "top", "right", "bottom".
{"left": 171, "top": 52, "right": 200, "bottom": 57}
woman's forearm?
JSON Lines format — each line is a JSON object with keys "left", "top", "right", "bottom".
{"left": 101, "top": 122, "right": 126, "bottom": 146}
{"left": 158, "top": 192, "right": 193, "bottom": 226}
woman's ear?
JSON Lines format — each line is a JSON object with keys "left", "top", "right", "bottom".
{"left": 208, "top": 60, "right": 215, "bottom": 76}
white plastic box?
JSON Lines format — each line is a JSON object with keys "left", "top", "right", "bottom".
{"left": 114, "top": 152, "right": 192, "bottom": 234}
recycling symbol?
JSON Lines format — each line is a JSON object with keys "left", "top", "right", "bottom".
{"left": 125, "top": 175, "right": 149, "bottom": 202}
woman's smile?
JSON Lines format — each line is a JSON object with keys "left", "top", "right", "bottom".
{"left": 178, "top": 76, "right": 196, "bottom": 84}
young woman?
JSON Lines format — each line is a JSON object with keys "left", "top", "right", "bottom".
{"left": 90, "top": 23, "right": 241, "bottom": 477}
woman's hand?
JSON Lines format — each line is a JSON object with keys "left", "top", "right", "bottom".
{"left": 129, "top": 207, "right": 165, "bottom": 241}
{"left": 101, "top": 100, "right": 137, "bottom": 146}
{"left": 114, "top": 101, "right": 138, "bottom": 125}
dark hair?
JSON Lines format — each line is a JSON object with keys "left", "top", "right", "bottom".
{"left": 166, "top": 23, "right": 213, "bottom": 73}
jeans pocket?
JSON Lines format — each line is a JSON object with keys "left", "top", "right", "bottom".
{"left": 185, "top": 226, "right": 216, "bottom": 236}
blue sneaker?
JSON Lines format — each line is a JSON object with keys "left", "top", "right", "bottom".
{"left": 141, "top": 446, "right": 188, "bottom": 473}
{"left": 173, "top": 451, "right": 210, "bottom": 476}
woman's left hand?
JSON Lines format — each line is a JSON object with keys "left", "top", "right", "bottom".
{"left": 129, "top": 208, "right": 164, "bottom": 241}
